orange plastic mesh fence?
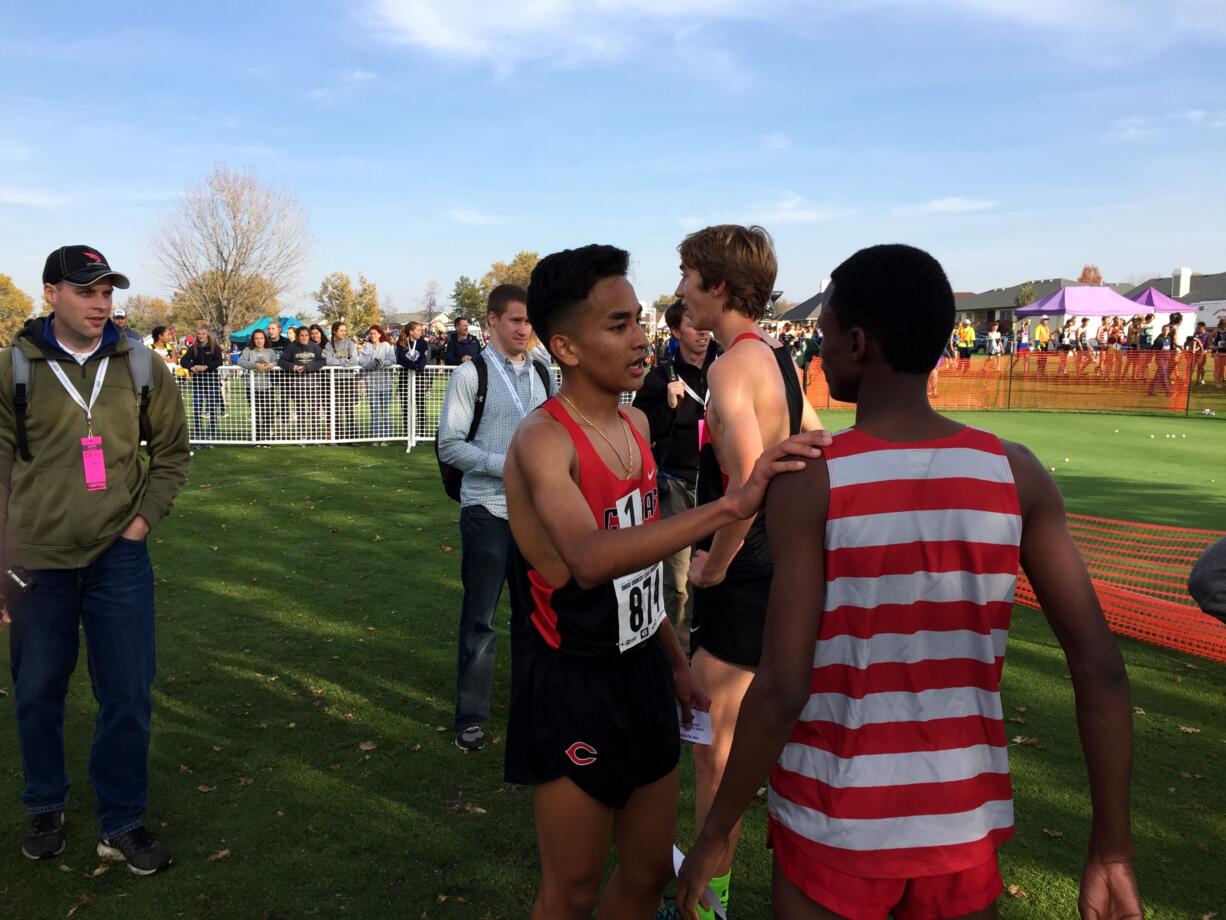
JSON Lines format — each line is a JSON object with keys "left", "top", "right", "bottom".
{"left": 801, "top": 354, "right": 1226, "bottom": 418}
{"left": 1013, "top": 515, "right": 1226, "bottom": 663}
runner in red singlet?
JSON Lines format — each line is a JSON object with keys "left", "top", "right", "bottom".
{"left": 502, "top": 244, "right": 831, "bottom": 919}
{"left": 679, "top": 244, "right": 1142, "bottom": 920}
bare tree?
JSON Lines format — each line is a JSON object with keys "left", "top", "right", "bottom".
{"left": 154, "top": 166, "right": 312, "bottom": 343}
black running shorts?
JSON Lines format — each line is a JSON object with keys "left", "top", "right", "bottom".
{"left": 505, "top": 634, "right": 680, "bottom": 809}
{"left": 690, "top": 566, "right": 771, "bottom": 668}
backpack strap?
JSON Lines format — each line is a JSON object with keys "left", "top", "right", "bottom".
{"left": 532, "top": 359, "right": 554, "bottom": 397}
{"left": 10, "top": 347, "right": 33, "bottom": 462}
{"left": 126, "top": 341, "right": 155, "bottom": 457}
{"left": 464, "top": 355, "right": 489, "bottom": 442}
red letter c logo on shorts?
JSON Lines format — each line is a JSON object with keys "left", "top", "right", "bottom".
{"left": 565, "top": 742, "right": 598, "bottom": 766}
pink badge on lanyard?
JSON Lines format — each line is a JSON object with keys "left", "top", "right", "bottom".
{"left": 81, "top": 436, "right": 107, "bottom": 491}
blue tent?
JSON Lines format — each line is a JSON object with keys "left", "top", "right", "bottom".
{"left": 229, "top": 315, "right": 305, "bottom": 345}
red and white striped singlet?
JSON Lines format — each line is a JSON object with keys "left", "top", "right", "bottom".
{"left": 769, "top": 426, "right": 1022, "bottom": 880}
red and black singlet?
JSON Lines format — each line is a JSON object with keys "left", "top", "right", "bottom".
{"left": 695, "top": 332, "right": 804, "bottom": 573}
{"left": 512, "top": 397, "right": 664, "bottom": 658}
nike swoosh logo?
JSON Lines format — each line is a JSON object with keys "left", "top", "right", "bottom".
{"left": 648, "top": 470, "right": 656, "bottom": 479}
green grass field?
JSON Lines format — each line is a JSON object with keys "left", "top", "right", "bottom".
{"left": 1, "top": 411, "right": 1224, "bottom": 919}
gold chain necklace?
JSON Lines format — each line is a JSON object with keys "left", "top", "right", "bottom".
{"left": 559, "top": 393, "right": 635, "bottom": 477}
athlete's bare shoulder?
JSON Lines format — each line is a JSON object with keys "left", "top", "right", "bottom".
{"left": 511, "top": 406, "right": 576, "bottom": 472}
{"left": 999, "top": 438, "right": 1058, "bottom": 520}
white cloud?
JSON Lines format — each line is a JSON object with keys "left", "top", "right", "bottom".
{"left": 893, "top": 196, "right": 997, "bottom": 217}
{"left": 0, "top": 186, "right": 70, "bottom": 209}
{"left": 1112, "top": 115, "right": 1158, "bottom": 142}
{"left": 749, "top": 193, "right": 844, "bottom": 225}
{"left": 1173, "top": 108, "right": 1207, "bottom": 124}
{"left": 306, "top": 70, "right": 380, "bottom": 102}
{"left": 361, "top": 0, "right": 1226, "bottom": 67}
{"left": 364, "top": 0, "right": 773, "bottom": 66}
{"left": 447, "top": 207, "right": 503, "bottom": 226}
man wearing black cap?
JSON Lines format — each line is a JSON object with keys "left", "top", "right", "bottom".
{"left": 0, "top": 245, "right": 190, "bottom": 875}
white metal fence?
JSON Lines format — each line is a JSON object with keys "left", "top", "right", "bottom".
{"left": 181, "top": 364, "right": 632, "bottom": 448}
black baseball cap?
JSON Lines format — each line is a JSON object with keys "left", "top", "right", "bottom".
{"left": 42, "top": 245, "right": 130, "bottom": 289}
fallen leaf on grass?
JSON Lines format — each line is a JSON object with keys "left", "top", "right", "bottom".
{"left": 1007, "top": 884, "right": 1028, "bottom": 900}
{"left": 208, "top": 848, "right": 231, "bottom": 863}
{"left": 66, "top": 894, "right": 95, "bottom": 917}
{"left": 89, "top": 864, "right": 109, "bottom": 878}
{"left": 1192, "top": 841, "right": 1209, "bottom": 853}
{"left": 489, "top": 736, "right": 503, "bottom": 748}
{"left": 58, "top": 864, "right": 72, "bottom": 873}
{"left": 1179, "top": 726, "right": 1202, "bottom": 734}
{"left": 1179, "top": 772, "right": 1203, "bottom": 780}
{"left": 437, "top": 895, "right": 467, "bottom": 904}
{"left": 1043, "top": 828, "right": 1064, "bottom": 838}
{"left": 435, "top": 725, "right": 447, "bottom": 733}
{"left": 179, "top": 764, "right": 192, "bottom": 774}
{"left": 239, "top": 777, "right": 254, "bottom": 787}
{"left": 373, "top": 535, "right": 383, "bottom": 543}
{"left": 1133, "top": 707, "right": 1146, "bottom": 716}
{"left": 1007, "top": 717, "right": 1026, "bottom": 725}
{"left": 1014, "top": 706, "right": 1027, "bottom": 714}
{"left": 1011, "top": 736, "right": 1042, "bottom": 748}
{"left": 358, "top": 741, "right": 377, "bottom": 752}
{"left": 212, "top": 746, "right": 222, "bottom": 753}
{"left": 410, "top": 743, "right": 423, "bottom": 753}
{"left": 442, "top": 545, "right": 455, "bottom": 553}
{"left": 1175, "top": 675, "right": 1184, "bottom": 685}
{"left": 197, "top": 784, "right": 216, "bottom": 794}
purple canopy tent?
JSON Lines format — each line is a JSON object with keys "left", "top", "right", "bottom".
{"left": 1015, "top": 285, "right": 1142, "bottom": 318}
{"left": 1127, "top": 286, "right": 1186, "bottom": 312}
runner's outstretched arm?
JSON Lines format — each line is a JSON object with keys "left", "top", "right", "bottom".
{"left": 677, "top": 458, "right": 828, "bottom": 917}
{"left": 1005, "top": 443, "right": 1142, "bottom": 920}
{"left": 510, "top": 416, "right": 830, "bottom": 590}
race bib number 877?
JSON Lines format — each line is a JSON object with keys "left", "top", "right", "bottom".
{"left": 613, "top": 488, "right": 664, "bottom": 653}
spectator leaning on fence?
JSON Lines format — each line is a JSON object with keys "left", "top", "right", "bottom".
{"left": 437, "top": 283, "right": 552, "bottom": 753}
{"left": 180, "top": 325, "right": 223, "bottom": 446}
{"left": 239, "top": 328, "right": 278, "bottom": 442}
{"left": 280, "top": 325, "right": 325, "bottom": 440}
{"left": 0, "top": 244, "right": 190, "bottom": 875}
{"left": 324, "top": 321, "right": 362, "bottom": 440}
{"left": 359, "top": 325, "right": 396, "bottom": 444}
{"left": 395, "top": 321, "right": 430, "bottom": 437}
{"left": 445, "top": 317, "right": 483, "bottom": 366}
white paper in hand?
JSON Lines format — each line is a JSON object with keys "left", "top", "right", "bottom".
{"left": 677, "top": 705, "right": 712, "bottom": 745}
{"left": 672, "top": 844, "right": 728, "bottom": 919}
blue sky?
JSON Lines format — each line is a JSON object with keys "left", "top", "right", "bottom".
{"left": 2, "top": 0, "right": 1225, "bottom": 315}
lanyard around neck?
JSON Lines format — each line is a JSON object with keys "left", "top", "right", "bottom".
{"left": 487, "top": 353, "right": 533, "bottom": 418}
{"left": 47, "top": 357, "right": 109, "bottom": 436}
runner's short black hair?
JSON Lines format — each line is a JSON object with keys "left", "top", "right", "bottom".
{"left": 827, "top": 244, "right": 954, "bottom": 374}
{"left": 527, "top": 245, "right": 630, "bottom": 351}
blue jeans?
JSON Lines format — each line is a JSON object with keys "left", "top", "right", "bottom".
{"left": 455, "top": 505, "right": 514, "bottom": 728}
{"left": 192, "top": 379, "right": 220, "bottom": 440}
{"left": 369, "top": 389, "right": 392, "bottom": 439}
{"left": 7, "top": 536, "right": 156, "bottom": 837}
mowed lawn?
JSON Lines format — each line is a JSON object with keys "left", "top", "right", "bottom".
{"left": 1, "top": 411, "right": 1224, "bottom": 919}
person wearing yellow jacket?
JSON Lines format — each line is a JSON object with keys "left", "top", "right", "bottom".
{"left": 0, "top": 245, "right": 189, "bottom": 876}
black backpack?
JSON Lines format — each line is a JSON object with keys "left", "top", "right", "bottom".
{"left": 437, "top": 356, "right": 553, "bottom": 502}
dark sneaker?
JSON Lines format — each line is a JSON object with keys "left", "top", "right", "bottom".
{"left": 455, "top": 724, "right": 486, "bottom": 752}
{"left": 22, "top": 812, "right": 66, "bottom": 860}
{"left": 97, "top": 826, "right": 173, "bottom": 876}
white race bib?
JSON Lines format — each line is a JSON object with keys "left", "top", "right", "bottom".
{"left": 612, "top": 488, "right": 663, "bottom": 653}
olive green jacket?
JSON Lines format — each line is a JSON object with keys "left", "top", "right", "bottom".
{"left": 0, "top": 317, "right": 191, "bottom": 573}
